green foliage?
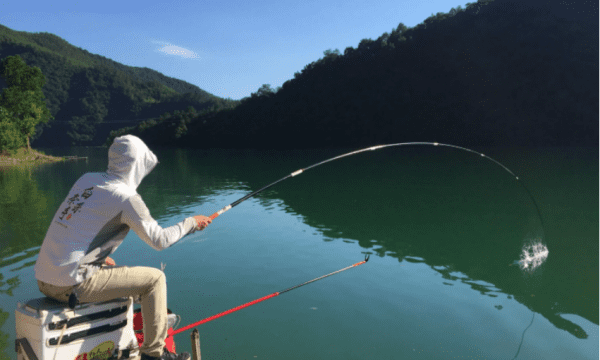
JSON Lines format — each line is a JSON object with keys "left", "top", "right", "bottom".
{"left": 115, "top": 0, "right": 597, "bottom": 149}
{"left": 251, "top": 84, "right": 275, "bottom": 99}
{"left": 105, "top": 102, "right": 236, "bottom": 147}
{"left": 174, "top": 121, "right": 188, "bottom": 138}
{"left": 323, "top": 49, "right": 341, "bottom": 59}
{"left": 0, "top": 108, "right": 24, "bottom": 153}
{"left": 0, "top": 25, "right": 238, "bottom": 146}
{"left": 0, "top": 55, "right": 52, "bottom": 150}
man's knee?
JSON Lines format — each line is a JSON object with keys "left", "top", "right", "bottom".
{"left": 147, "top": 267, "right": 166, "bottom": 287}
{"left": 137, "top": 267, "right": 166, "bottom": 298}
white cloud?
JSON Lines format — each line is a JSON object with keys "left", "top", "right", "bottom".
{"left": 152, "top": 40, "right": 200, "bottom": 59}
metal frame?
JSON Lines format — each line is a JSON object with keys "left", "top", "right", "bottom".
{"left": 15, "top": 338, "right": 39, "bottom": 360}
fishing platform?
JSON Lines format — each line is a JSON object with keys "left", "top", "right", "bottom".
{"left": 15, "top": 296, "right": 199, "bottom": 360}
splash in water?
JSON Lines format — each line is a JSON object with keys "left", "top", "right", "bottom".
{"left": 518, "top": 241, "right": 549, "bottom": 272}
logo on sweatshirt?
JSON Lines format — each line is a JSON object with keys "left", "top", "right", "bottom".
{"left": 59, "top": 187, "right": 94, "bottom": 221}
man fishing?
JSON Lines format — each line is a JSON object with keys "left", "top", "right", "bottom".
{"left": 34, "top": 135, "right": 210, "bottom": 360}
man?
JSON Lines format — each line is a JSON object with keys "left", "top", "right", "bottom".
{"left": 35, "top": 135, "right": 211, "bottom": 360}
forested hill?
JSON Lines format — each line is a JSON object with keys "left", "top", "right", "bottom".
{"left": 0, "top": 24, "right": 237, "bottom": 146}
{"left": 114, "top": 0, "right": 598, "bottom": 149}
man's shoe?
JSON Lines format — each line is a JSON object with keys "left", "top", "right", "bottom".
{"left": 140, "top": 349, "right": 191, "bottom": 360}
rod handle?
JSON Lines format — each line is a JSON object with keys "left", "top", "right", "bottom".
{"left": 209, "top": 204, "right": 232, "bottom": 220}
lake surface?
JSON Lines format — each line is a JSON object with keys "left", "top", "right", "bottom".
{"left": 0, "top": 145, "right": 597, "bottom": 360}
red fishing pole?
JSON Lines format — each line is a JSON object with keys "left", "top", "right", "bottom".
{"left": 170, "top": 255, "right": 370, "bottom": 336}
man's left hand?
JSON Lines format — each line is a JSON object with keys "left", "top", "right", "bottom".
{"left": 105, "top": 256, "right": 116, "bottom": 266}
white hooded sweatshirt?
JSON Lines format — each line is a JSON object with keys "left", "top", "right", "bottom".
{"left": 35, "top": 135, "right": 197, "bottom": 286}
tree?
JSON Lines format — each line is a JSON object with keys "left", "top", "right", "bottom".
{"left": 252, "top": 84, "right": 274, "bottom": 98}
{"left": 323, "top": 49, "right": 341, "bottom": 59}
{"left": 395, "top": 23, "right": 408, "bottom": 34}
{"left": 0, "top": 107, "right": 25, "bottom": 153}
{"left": 0, "top": 55, "right": 53, "bottom": 150}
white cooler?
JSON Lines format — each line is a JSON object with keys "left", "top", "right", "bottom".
{"left": 15, "top": 296, "right": 139, "bottom": 360}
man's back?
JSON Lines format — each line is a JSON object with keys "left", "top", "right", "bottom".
{"left": 35, "top": 171, "right": 134, "bottom": 286}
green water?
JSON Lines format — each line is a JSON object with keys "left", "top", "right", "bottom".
{"left": 0, "top": 146, "right": 597, "bottom": 360}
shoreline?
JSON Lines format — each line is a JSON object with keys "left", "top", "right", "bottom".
{"left": 0, "top": 149, "right": 65, "bottom": 167}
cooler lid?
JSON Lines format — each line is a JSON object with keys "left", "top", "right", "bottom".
{"left": 25, "top": 297, "right": 68, "bottom": 312}
{"left": 25, "top": 296, "right": 130, "bottom": 312}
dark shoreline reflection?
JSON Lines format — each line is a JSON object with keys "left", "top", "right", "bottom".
{"left": 0, "top": 166, "right": 56, "bottom": 266}
{"left": 0, "top": 146, "right": 596, "bottom": 343}
{"left": 223, "top": 146, "right": 597, "bottom": 340}
{"left": 136, "top": 146, "right": 596, "bottom": 341}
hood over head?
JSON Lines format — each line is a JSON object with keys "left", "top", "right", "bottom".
{"left": 107, "top": 135, "right": 158, "bottom": 189}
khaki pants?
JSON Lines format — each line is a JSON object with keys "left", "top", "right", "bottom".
{"left": 38, "top": 266, "right": 167, "bottom": 358}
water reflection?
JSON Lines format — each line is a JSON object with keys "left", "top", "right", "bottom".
{"left": 0, "top": 167, "right": 53, "bottom": 266}
{"left": 0, "top": 273, "right": 20, "bottom": 296}
{"left": 512, "top": 312, "right": 536, "bottom": 360}
{"left": 229, "top": 147, "right": 594, "bottom": 340}
{"left": 0, "top": 308, "right": 8, "bottom": 360}
{"left": 0, "top": 165, "right": 52, "bottom": 360}
{"left": 0, "top": 146, "right": 595, "bottom": 353}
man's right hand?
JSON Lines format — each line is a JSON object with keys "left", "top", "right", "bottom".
{"left": 193, "top": 215, "right": 212, "bottom": 231}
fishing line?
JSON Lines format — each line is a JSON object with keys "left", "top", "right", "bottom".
{"left": 195, "top": 143, "right": 548, "bottom": 352}
{"left": 511, "top": 311, "right": 536, "bottom": 360}
{"left": 208, "top": 142, "right": 545, "bottom": 237}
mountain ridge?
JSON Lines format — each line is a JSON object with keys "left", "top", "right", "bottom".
{"left": 114, "top": 0, "right": 598, "bottom": 148}
{"left": 0, "top": 24, "right": 237, "bottom": 146}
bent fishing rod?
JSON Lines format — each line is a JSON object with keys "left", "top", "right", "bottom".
{"left": 208, "top": 142, "right": 545, "bottom": 230}
{"left": 170, "top": 255, "right": 370, "bottom": 336}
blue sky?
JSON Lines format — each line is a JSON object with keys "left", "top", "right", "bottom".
{"left": 1, "top": 0, "right": 471, "bottom": 100}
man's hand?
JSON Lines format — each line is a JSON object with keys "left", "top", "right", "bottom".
{"left": 105, "top": 256, "right": 116, "bottom": 266}
{"left": 193, "top": 215, "right": 212, "bottom": 231}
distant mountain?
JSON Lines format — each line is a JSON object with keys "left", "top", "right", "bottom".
{"left": 0, "top": 24, "right": 237, "bottom": 146}
{"left": 117, "top": 0, "right": 597, "bottom": 148}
